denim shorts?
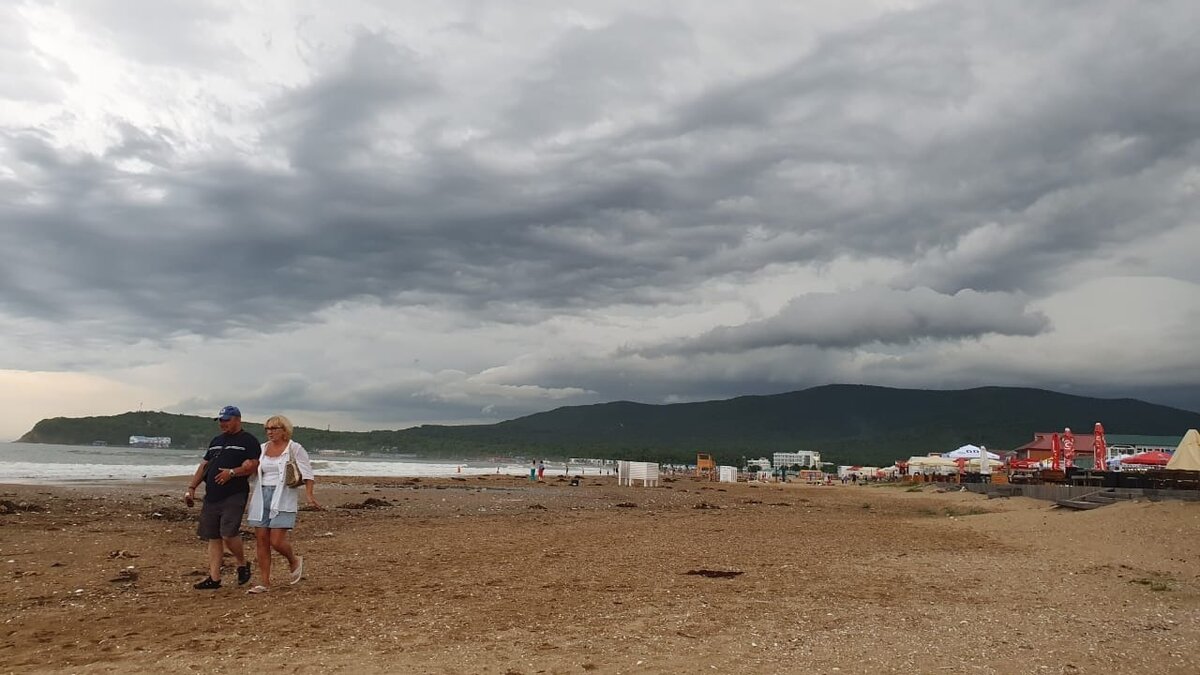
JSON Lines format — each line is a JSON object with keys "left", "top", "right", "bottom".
{"left": 247, "top": 485, "right": 297, "bottom": 530}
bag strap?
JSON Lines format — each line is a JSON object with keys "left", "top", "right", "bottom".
{"left": 285, "top": 441, "right": 303, "bottom": 484}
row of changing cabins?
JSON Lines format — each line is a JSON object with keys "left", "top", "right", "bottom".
{"left": 616, "top": 460, "right": 737, "bottom": 487}
{"left": 616, "top": 460, "right": 783, "bottom": 487}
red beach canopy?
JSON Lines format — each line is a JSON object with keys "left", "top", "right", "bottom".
{"left": 1120, "top": 451, "right": 1173, "bottom": 466}
{"left": 1008, "top": 458, "right": 1041, "bottom": 470}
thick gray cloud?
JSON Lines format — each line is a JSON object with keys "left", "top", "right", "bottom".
{"left": 634, "top": 288, "right": 1049, "bottom": 355}
{"left": 1, "top": 0, "right": 1199, "bottom": 439}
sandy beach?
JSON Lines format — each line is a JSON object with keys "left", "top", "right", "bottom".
{"left": 1, "top": 475, "right": 1198, "bottom": 674}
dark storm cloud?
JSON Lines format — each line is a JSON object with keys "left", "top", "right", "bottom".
{"left": 633, "top": 288, "right": 1049, "bottom": 356}
{"left": 648, "top": 2, "right": 1200, "bottom": 285}
{"left": 2, "top": 0, "right": 1199, "bottom": 419}
{"left": 268, "top": 31, "right": 436, "bottom": 172}
{"left": 5, "top": 22, "right": 761, "bottom": 340}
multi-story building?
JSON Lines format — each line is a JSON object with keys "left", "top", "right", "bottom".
{"left": 129, "top": 435, "right": 171, "bottom": 448}
{"left": 773, "top": 450, "right": 822, "bottom": 469}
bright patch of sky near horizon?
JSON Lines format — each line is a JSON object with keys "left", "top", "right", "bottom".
{"left": 2, "top": 0, "right": 1199, "bottom": 440}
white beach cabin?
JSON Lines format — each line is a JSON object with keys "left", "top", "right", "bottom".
{"left": 617, "top": 460, "right": 660, "bottom": 487}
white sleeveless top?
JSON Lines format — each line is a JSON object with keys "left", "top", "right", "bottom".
{"left": 258, "top": 452, "right": 286, "bottom": 487}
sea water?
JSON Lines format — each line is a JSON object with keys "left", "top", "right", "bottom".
{"left": 0, "top": 441, "right": 545, "bottom": 483}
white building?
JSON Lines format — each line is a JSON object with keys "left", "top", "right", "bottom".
{"left": 773, "top": 451, "right": 822, "bottom": 469}
{"left": 129, "top": 435, "right": 171, "bottom": 448}
{"left": 838, "top": 465, "right": 880, "bottom": 479}
{"left": 747, "top": 457, "right": 773, "bottom": 470}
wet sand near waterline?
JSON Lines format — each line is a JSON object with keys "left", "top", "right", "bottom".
{"left": 1, "top": 475, "right": 1199, "bottom": 674}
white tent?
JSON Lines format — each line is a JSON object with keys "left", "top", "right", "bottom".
{"left": 966, "top": 458, "right": 1004, "bottom": 471}
{"left": 1165, "top": 429, "right": 1200, "bottom": 471}
{"left": 943, "top": 444, "right": 1000, "bottom": 460}
{"left": 907, "top": 455, "right": 958, "bottom": 475}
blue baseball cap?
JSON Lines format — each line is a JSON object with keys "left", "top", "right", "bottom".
{"left": 214, "top": 405, "right": 242, "bottom": 421}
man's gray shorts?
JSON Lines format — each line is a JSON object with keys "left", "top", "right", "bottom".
{"left": 197, "top": 492, "right": 248, "bottom": 540}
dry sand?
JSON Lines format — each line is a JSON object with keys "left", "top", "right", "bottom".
{"left": 1, "top": 475, "right": 1198, "bottom": 674}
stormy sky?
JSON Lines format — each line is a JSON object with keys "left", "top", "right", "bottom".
{"left": 2, "top": 0, "right": 1199, "bottom": 441}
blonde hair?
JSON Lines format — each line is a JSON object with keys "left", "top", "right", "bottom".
{"left": 265, "top": 415, "right": 294, "bottom": 442}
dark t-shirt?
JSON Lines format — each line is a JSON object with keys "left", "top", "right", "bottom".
{"left": 202, "top": 430, "right": 261, "bottom": 502}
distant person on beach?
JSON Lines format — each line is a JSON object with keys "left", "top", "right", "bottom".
{"left": 537, "top": 460, "right": 545, "bottom": 481}
{"left": 185, "top": 405, "right": 261, "bottom": 590}
{"left": 243, "top": 414, "right": 319, "bottom": 595}
{"left": 530, "top": 460, "right": 537, "bottom": 481}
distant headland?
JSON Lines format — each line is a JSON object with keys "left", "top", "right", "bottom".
{"left": 16, "top": 385, "right": 1200, "bottom": 467}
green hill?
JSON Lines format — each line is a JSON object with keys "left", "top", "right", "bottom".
{"left": 15, "top": 385, "right": 1200, "bottom": 466}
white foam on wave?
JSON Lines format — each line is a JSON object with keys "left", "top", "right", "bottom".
{"left": 0, "top": 460, "right": 566, "bottom": 482}
{"left": 0, "top": 461, "right": 199, "bottom": 481}
{"left": 314, "top": 460, "right": 540, "bottom": 478}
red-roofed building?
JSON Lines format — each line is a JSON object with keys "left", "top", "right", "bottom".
{"left": 1010, "top": 432, "right": 1096, "bottom": 465}
{"left": 1011, "top": 433, "right": 1182, "bottom": 465}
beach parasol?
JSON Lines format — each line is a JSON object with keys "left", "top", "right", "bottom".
{"left": 1120, "top": 451, "right": 1173, "bottom": 466}
{"left": 1062, "top": 428, "right": 1076, "bottom": 468}
{"left": 967, "top": 458, "right": 1002, "bottom": 471}
{"left": 1165, "top": 429, "right": 1200, "bottom": 471}
{"left": 1093, "top": 422, "right": 1108, "bottom": 470}
{"left": 1051, "top": 433, "right": 1061, "bottom": 472}
{"left": 908, "top": 455, "right": 956, "bottom": 475}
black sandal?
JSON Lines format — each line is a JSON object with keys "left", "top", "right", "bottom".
{"left": 193, "top": 577, "right": 222, "bottom": 590}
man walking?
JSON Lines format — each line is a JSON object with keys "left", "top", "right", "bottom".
{"left": 185, "top": 405, "right": 261, "bottom": 589}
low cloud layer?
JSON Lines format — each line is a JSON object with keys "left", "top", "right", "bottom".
{"left": 635, "top": 288, "right": 1049, "bottom": 355}
{"left": 2, "top": 1, "right": 1198, "bottom": 439}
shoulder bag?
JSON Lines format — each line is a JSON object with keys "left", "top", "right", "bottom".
{"left": 284, "top": 444, "right": 305, "bottom": 488}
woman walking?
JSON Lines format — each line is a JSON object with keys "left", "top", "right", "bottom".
{"left": 245, "top": 414, "right": 320, "bottom": 594}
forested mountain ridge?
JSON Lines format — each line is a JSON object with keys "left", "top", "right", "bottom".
{"left": 16, "top": 385, "right": 1200, "bottom": 466}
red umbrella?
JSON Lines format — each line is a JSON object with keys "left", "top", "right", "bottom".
{"left": 1120, "top": 451, "right": 1173, "bottom": 466}
{"left": 1093, "top": 422, "right": 1107, "bottom": 470}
